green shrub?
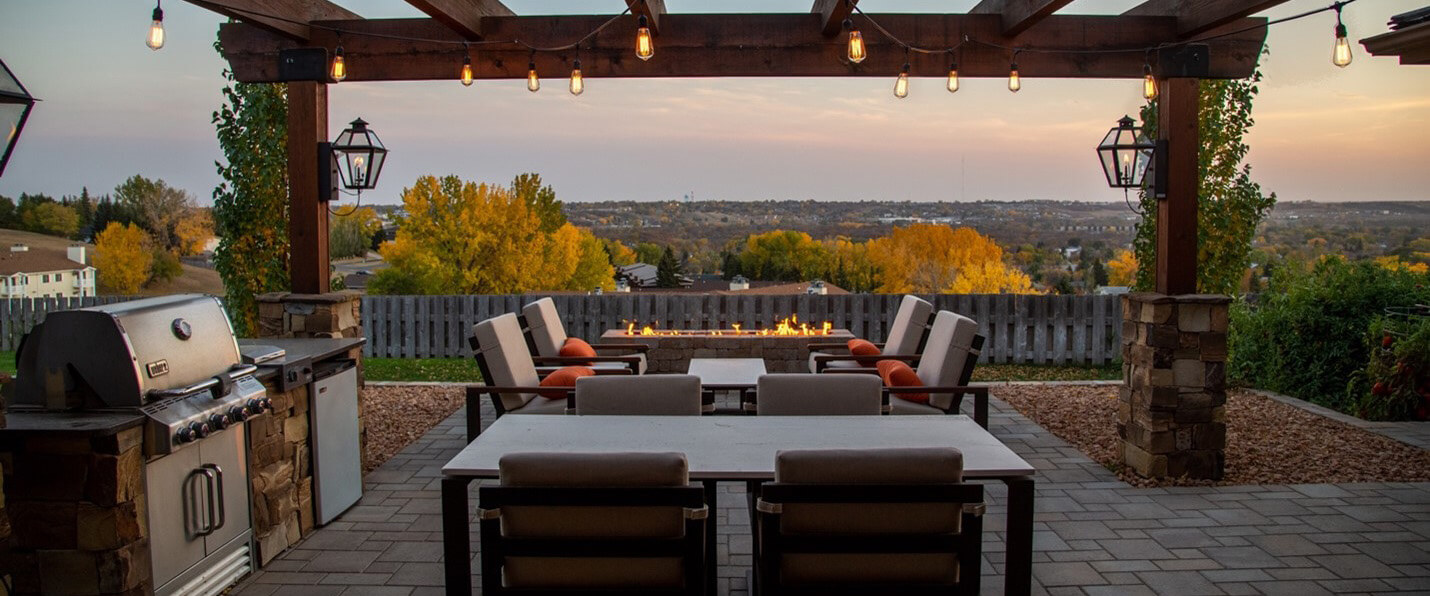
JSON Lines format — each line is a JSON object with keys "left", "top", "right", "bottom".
{"left": 1229, "top": 258, "right": 1430, "bottom": 415}
{"left": 1351, "top": 315, "right": 1430, "bottom": 421}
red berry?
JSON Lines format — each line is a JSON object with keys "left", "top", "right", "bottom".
{"left": 1383, "top": 334, "right": 1394, "bottom": 348}
{"left": 1373, "top": 382, "right": 1391, "bottom": 396}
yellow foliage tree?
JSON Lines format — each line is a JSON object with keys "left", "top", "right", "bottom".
{"left": 602, "top": 239, "right": 637, "bottom": 267}
{"left": 1374, "top": 255, "right": 1430, "bottom": 275}
{"left": 174, "top": 208, "right": 215, "bottom": 256}
{"left": 563, "top": 226, "right": 616, "bottom": 291}
{"left": 1107, "top": 250, "right": 1139, "bottom": 287}
{"left": 867, "top": 224, "right": 1036, "bottom": 294}
{"left": 93, "top": 222, "right": 153, "bottom": 294}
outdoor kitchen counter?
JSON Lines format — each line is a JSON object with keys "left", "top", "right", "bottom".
{"left": 239, "top": 337, "right": 367, "bottom": 382}
{"left": 0, "top": 406, "right": 145, "bottom": 437}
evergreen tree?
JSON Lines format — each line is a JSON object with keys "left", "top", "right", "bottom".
{"left": 656, "top": 247, "right": 684, "bottom": 288}
{"left": 1090, "top": 259, "right": 1109, "bottom": 287}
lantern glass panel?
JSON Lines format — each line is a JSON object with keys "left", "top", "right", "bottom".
{"left": 1, "top": 104, "right": 24, "bottom": 145}
{"left": 0, "top": 63, "right": 24, "bottom": 97}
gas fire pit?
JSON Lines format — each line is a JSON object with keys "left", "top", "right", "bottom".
{"left": 599, "top": 318, "right": 854, "bottom": 373}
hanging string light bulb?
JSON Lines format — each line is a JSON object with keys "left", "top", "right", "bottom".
{"left": 146, "top": 1, "right": 165, "bottom": 50}
{"left": 1332, "top": 2, "right": 1353, "bottom": 67}
{"left": 527, "top": 59, "right": 540, "bottom": 93}
{"left": 845, "top": 18, "right": 867, "bottom": 64}
{"left": 635, "top": 15, "right": 655, "bottom": 61}
{"left": 570, "top": 58, "right": 585, "bottom": 96}
{"left": 1142, "top": 63, "right": 1158, "bottom": 101}
{"left": 893, "top": 62, "right": 910, "bottom": 99}
{"left": 946, "top": 60, "right": 959, "bottom": 93}
{"left": 1007, "top": 51, "right": 1021, "bottom": 93}
{"left": 460, "top": 45, "right": 474, "bottom": 87}
{"left": 330, "top": 35, "right": 347, "bottom": 82}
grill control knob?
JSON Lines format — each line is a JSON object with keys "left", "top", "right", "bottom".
{"left": 229, "top": 405, "right": 250, "bottom": 422}
{"left": 191, "top": 421, "right": 211, "bottom": 439}
{"left": 256, "top": 397, "right": 273, "bottom": 412}
{"left": 209, "top": 414, "right": 231, "bottom": 430}
{"left": 174, "top": 427, "right": 195, "bottom": 443}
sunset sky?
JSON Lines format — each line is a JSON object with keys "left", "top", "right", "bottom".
{"left": 0, "top": 0, "right": 1426, "bottom": 205}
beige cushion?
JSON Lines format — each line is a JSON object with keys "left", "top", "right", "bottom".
{"left": 883, "top": 295, "right": 935, "bottom": 356}
{"left": 509, "top": 395, "right": 570, "bottom": 415}
{"left": 806, "top": 351, "right": 864, "bottom": 373}
{"left": 757, "top": 374, "right": 881, "bottom": 416}
{"left": 889, "top": 396, "right": 945, "bottom": 415}
{"left": 521, "top": 297, "right": 566, "bottom": 358}
{"left": 917, "top": 310, "right": 980, "bottom": 410}
{"left": 592, "top": 354, "right": 649, "bottom": 375}
{"left": 575, "top": 375, "right": 702, "bottom": 415}
{"left": 472, "top": 314, "right": 540, "bottom": 411}
{"left": 772, "top": 447, "right": 966, "bottom": 536}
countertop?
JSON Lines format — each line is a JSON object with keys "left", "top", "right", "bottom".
{"left": 0, "top": 407, "right": 145, "bottom": 437}
{"left": 239, "top": 337, "right": 366, "bottom": 382}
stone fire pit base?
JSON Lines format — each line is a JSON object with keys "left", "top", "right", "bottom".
{"left": 600, "top": 330, "right": 855, "bottom": 373}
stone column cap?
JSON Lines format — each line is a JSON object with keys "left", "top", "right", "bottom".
{"left": 1125, "top": 292, "right": 1231, "bottom": 305}
{"left": 257, "top": 290, "right": 364, "bottom": 304}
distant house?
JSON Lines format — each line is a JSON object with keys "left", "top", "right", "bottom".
{"left": 0, "top": 244, "right": 98, "bottom": 298}
{"left": 615, "top": 263, "right": 693, "bottom": 289}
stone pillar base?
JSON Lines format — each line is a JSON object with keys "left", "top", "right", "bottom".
{"left": 1118, "top": 292, "right": 1230, "bottom": 481}
{"left": 256, "top": 291, "right": 364, "bottom": 339}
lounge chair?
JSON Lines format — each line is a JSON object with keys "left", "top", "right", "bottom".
{"left": 575, "top": 375, "right": 704, "bottom": 416}
{"left": 751, "top": 447, "right": 985, "bottom": 595}
{"left": 522, "top": 297, "right": 648, "bottom": 374}
{"left": 807, "top": 294, "right": 934, "bottom": 372}
{"left": 480, "top": 452, "right": 709, "bottom": 595}
{"left": 755, "top": 374, "right": 882, "bottom": 416}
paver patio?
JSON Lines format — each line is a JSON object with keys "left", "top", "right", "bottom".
{"left": 232, "top": 387, "right": 1430, "bottom": 595}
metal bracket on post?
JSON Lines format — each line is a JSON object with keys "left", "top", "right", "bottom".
{"left": 316, "top": 142, "right": 339, "bottom": 203}
{"left": 1147, "top": 139, "right": 1170, "bottom": 200}
{"left": 278, "top": 48, "right": 330, "bottom": 82}
{"left": 1154, "top": 44, "right": 1210, "bottom": 78}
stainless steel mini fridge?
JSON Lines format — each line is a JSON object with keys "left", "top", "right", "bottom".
{"left": 311, "top": 359, "right": 362, "bottom": 525}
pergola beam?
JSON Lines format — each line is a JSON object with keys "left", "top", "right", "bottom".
{"left": 219, "top": 13, "right": 1268, "bottom": 82}
{"left": 812, "top": 0, "right": 858, "bottom": 38}
{"left": 970, "top": 0, "right": 1076, "bottom": 37}
{"left": 185, "top": 0, "right": 360, "bottom": 42}
{"left": 626, "top": 0, "right": 667, "bottom": 34}
{"left": 404, "top": 0, "right": 515, "bottom": 40}
{"left": 1362, "top": 21, "right": 1430, "bottom": 65}
{"left": 1123, "top": 0, "right": 1291, "bottom": 39}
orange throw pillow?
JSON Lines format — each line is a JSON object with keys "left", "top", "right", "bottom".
{"left": 559, "top": 337, "right": 598, "bottom": 364}
{"left": 847, "top": 338, "right": 881, "bottom": 357}
{"left": 877, "top": 360, "right": 928, "bottom": 403}
{"left": 537, "top": 366, "right": 594, "bottom": 399}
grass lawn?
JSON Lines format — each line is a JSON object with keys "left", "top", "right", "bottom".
{"left": 1, "top": 351, "right": 13, "bottom": 376}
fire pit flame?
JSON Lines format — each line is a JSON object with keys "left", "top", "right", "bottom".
{"left": 621, "top": 316, "right": 834, "bottom": 337}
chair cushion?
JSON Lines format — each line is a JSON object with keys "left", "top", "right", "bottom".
{"left": 537, "top": 366, "right": 594, "bottom": 399}
{"left": 559, "top": 337, "right": 597, "bottom": 364}
{"left": 883, "top": 295, "right": 935, "bottom": 355}
{"left": 889, "top": 395, "right": 945, "bottom": 415}
{"left": 510, "top": 395, "right": 571, "bottom": 415}
{"left": 846, "top": 339, "right": 881, "bottom": 357}
{"left": 772, "top": 448, "right": 966, "bottom": 536}
{"left": 757, "top": 374, "right": 882, "bottom": 415}
{"left": 575, "top": 374, "right": 702, "bottom": 415}
{"left": 808, "top": 351, "right": 864, "bottom": 372}
{"left": 917, "top": 310, "right": 980, "bottom": 410}
{"left": 877, "top": 360, "right": 927, "bottom": 403}
{"left": 500, "top": 451, "right": 690, "bottom": 487}
{"left": 521, "top": 297, "right": 567, "bottom": 358}
{"left": 473, "top": 313, "right": 542, "bottom": 411}
{"left": 504, "top": 557, "right": 685, "bottom": 589}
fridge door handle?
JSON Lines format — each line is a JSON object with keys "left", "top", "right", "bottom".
{"left": 202, "top": 463, "right": 227, "bottom": 532}
{"left": 196, "top": 467, "right": 219, "bottom": 536}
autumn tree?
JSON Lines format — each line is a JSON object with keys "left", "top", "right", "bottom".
{"left": 602, "top": 239, "right": 637, "bottom": 267}
{"left": 1132, "top": 65, "right": 1276, "bottom": 295}
{"left": 212, "top": 42, "right": 289, "bottom": 335}
{"left": 174, "top": 208, "right": 214, "bottom": 256}
{"left": 510, "top": 173, "right": 565, "bottom": 233}
{"left": 867, "top": 224, "right": 1036, "bottom": 294}
{"left": 21, "top": 201, "right": 80, "bottom": 238}
{"left": 1107, "top": 250, "right": 1138, "bottom": 286}
{"left": 825, "top": 237, "right": 878, "bottom": 293}
{"left": 93, "top": 222, "right": 153, "bottom": 294}
{"left": 114, "top": 175, "right": 196, "bottom": 251}
{"left": 738, "top": 230, "right": 830, "bottom": 282}
{"left": 633, "top": 242, "right": 664, "bottom": 265}
{"left": 330, "top": 206, "right": 382, "bottom": 259}
{"left": 563, "top": 226, "right": 616, "bottom": 291}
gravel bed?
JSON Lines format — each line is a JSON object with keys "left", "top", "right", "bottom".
{"left": 361, "top": 385, "right": 464, "bottom": 474}
{"left": 994, "top": 385, "right": 1430, "bottom": 487}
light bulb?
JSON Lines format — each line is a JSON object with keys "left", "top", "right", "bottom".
{"left": 460, "top": 56, "right": 474, "bottom": 86}
{"left": 1333, "top": 23, "right": 1352, "bottom": 67}
{"left": 893, "top": 63, "right": 910, "bottom": 99}
{"left": 331, "top": 46, "right": 347, "bottom": 82}
{"left": 353, "top": 156, "right": 366, "bottom": 186}
{"left": 1142, "top": 65, "right": 1157, "bottom": 101}
{"left": 570, "top": 59, "right": 584, "bottom": 96}
{"left": 636, "top": 15, "right": 654, "bottom": 61}
{"left": 946, "top": 64, "right": 959, "bottom": 93}
{"left": 848, "top": 30, "right": 867, "bottom": 64}
{"left": 146, "top": 4, "right": 165, "bottom": 50}
{"left": 527, "top": 61, "right": 540, "bottom": 92}
{"left": 1008, "top": 64, "right": 1021, "bottom": 93}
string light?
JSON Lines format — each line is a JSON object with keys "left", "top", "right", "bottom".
{"left": 1008, "top": 51, "right": 1021, "bottom": 93}
{"left": 845, "top": 19, "right": 867, "bottom": 64}
{"left": 946, "top": 60, "right": 959, "bottom": 93}
{"left": 527, "top": 59, "right": 540, "bottom": 92}
{"left": 893, "top": 62, "right": 910, "bottom": 98}
{"left": 460, "top": 46, "right": 474, "bottom": 86}
{"left": 146, "top": 1, "right": 165, "bottom": 50}
{"left": 570, "top": 58, "right": 584, "bottom": 95}
{"left": 636, "top": 15, "right": 654, "bottom": 61}
{"left": 1332, "top": 3, "right": 1353, "bottom": 67}
{"left": 331, "top": 35, "right": 347, "bottom": 82}
{"left": 1142, "top": 63, "right": 1158, "bottom": 101}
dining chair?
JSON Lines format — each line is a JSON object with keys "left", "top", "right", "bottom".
{"left": 751, "top": 447, "right": 985, "bottom": 596}
{"left": 575, "top": 374, "right": 704, "bottom": 416}
{"left": 480, "top": 451, "right": 709, "bottom": 595}
{"left": 521, "top": 297, "right": 648, "bottom": 374}
{"left": 754, "top": 374, "right": 882, "bottom": 416}
{"left": 467, "top": 313, "right": 612, "bottom": 441}
{"left": 807, "top": 294, "right": 934, "bottom": 372}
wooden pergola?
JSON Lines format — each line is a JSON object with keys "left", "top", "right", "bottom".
{"left": 189, "top": 0, "right": 1281, "bottom": 296}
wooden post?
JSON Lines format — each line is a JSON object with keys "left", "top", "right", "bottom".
{"left": 287, "top": 80, "right": 330, "bottom": 294}
{"left": 1156, "top": 77, "right": 1199, "bottom": 295}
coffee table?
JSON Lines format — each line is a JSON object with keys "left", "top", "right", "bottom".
{"left": 686, "top": 357, "right": 766, "bottom": 413}
{"left": 441, "top": 415, "right": 1036, "bottom": 595}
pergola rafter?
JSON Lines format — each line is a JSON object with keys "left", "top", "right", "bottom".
{"left": 1124, "top": 0, "right": 1293, "bottom": 39}
{"left": 626, "top": 0, "right": 667, "bottom": 35}
{"left": 188, "top": 0, "right": 360, "bottom": 42}
{"left": 970, "top": 0, "right": 1077, "bottom": 37}
{"left": 813, "top": 0, "right": 860, "bottom": 37}
{"left": 403, "top": 0, "right": 514, "bottom": 41}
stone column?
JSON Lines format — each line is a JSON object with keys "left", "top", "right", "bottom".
{"left": 1118, "top": 293, "right": 1230, "bottom": 480}
{"left": 256, "top": 291, "right": 363, "bottom": 339}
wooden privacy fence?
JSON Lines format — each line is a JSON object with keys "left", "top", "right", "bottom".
{"left": 362, "top": 294, "right": 1125, "bottom": 365}
{"left": 0, "top": 296, "right": 136, "bottom": 351}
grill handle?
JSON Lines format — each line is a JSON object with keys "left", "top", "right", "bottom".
{"left": 202, "top": 463, "right": 227, "bottom": 532}
{"left": 147, "top": 364, "right": 259, "bottom": 400}
{"left": 195, "top": 467, "right": 219, "bottom": 536}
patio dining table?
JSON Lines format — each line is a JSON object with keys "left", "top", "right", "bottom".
{"left": 686, "top": 357, "right": 766, "bottom": 413}
{"left": 441, "top": 415, "right": 1037, "bottom": 595}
